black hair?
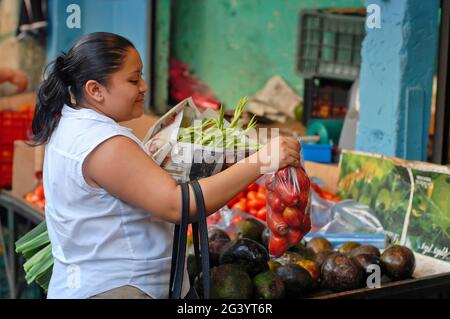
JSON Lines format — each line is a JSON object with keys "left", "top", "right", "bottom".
{"left": 31, "top": 32, "right": 135, "bottom": 144}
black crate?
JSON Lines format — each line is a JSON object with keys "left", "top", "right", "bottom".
{"left": 298, "top": 9, "right": 366, "bottom": 81}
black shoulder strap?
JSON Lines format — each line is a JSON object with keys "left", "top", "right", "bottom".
{"left": 169, "top": 182, "right": 189, "bottom": 299}
{"left": 190, "top": 180, "right": 211, "bottom": 299}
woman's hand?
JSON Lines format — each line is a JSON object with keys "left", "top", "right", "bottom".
{"left": 255, "top": 136, "right": 301, "bottom": 173}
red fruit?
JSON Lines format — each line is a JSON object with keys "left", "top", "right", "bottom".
{"left": 246, "top": 182, "right": 259, "bottom": 192}
{"left": 256, "top": 207, "right": 267, "bottom": 221}
{"left": 275, "top": 167, "right": 290, "bottom": 181}
{"left": 269, "top": 234, "right": 289, "bottom": 257}
{"left": 248, "top": 198, "right": 264, "bottom": 211}
{"left": 266, "top": 211, "right": 289, "bottom": 236}
{"left": 34, "top": 185, "right": 45, "bottom": 200}
{"left": 249, "top": 208, "right": 258, "bottom": 216}
{"left": 232, "top": 198, "right": 247, "bottom": 212}
{"left": 276, "top": 182, "right": 299, "bottom": 206}
{"left": 257, "top": 186, "right": 266, "bottom": 195}
{"left": 266, "top": 191, "right": 286, "bottom": 214}
{"left": 265, "top": 176, "right": 276, "bottom": 192}
{"left": 286, "top": 228, "right": 304, "bottom": 246}
{"left": 300, "top": 214, "right": 311, "bottom": 233}
{"left": 246, "top": 191, "right": 257, "bottom": 201}
{"left": 297, "top": 191, "right": 309, "bottom": 211}
{"left": 282, "top": 207, "right": 302, "bottom": 228}
{"left": 256, "top": 191, "right": 266, "bottom": 202}
{"left": 296, "top": 167, "right": 311, "bottom": 193}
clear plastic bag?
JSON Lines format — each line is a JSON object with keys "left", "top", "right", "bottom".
{"left": 264, "top": 166, "right": 312, "bottom": 257}
{"left": 315, "top": 199, "right": 384, "bottom": 235}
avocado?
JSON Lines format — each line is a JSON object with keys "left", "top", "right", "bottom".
{"left": 235, "top": 218, "right": 265, "bottom": 243}
{"left": 354, "top": 253, "right": 384, "bottom": 281}
{"left": 187, "top": 254, "right": 199, "bottom": 285}
{"left": 209, "top": 238, "right": 230, "bottom": 267}
{"left": 261, "top": 227, "right": 271, "bottom": 249}
{"left": 380, "top": 245, "right": 415, "bottom": 280}
{"left": 253, "top": 270, "right": 285, "bottom": 299}
{"left": 314, "top": 250, "right": 335, "bottom": 270}
{"left": 219, "top": 238, "right": 269, "bottom": 277}
{"left": 288, "top": 242, "right": 316, "bottom": 261}
{"left": 275, "top": 264, "right": 313, "bottom": 297}
{"left": 306, "top": 237, "right": 333, "bottom": 254}
{"left": 208, "top": 227, "right": 230, "bottom": 241}
{"left": 211, "top": 264, "right": 253, "bottom": 299}
{"left": 295, "top": 259, "right": 320, "bottom": 288}
{"left": 337, "top": 242, "right": 361, "bottom": 255}
{"left": 321, "top": 253, "right": 364, "bottom": 292}
{"left": 274, "top": 251, "right": 303, "bottom": 266}
{"left": 351, "top": 245, "right": 381, "bottom": 257}
{"left": 267, "top": 260, "right": 282, "bottom": 271}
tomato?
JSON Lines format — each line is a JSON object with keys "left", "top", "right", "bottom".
{"left": 266, "top": 211, "right": 288, "bottom": 236}
{"left": 246, "top": 191, "right": 257, "bottom": 201}
{"left": 275, "top": 167, "right": 290, "bottom": 181}
{"left": 247, "top": 198, "right": 262, "bottom": 211}
{"left": 256, "top": 191, "right": 266, "bottom": 202}
{"left": 257, "top": 186, "right": 266, "bottom": 195}
{"left": 269, "top": 234, "right": 289, "bottom": 257}
{"left": 34, "top": 185, "right": 45, "bottom": 200}
{"left": 232, "top": 215, "right": 243, "bottom": 225}
{"left": 246, "top": 182, "right": 259, "bottom": 192}
{"left": 297, "top": 191, "right": 309, "bottom": 210}
{"left": 296, "top": 167, "right": 311, "bottom": 193}
{"left": 249, "top": 208, "right": 258, "bottom": 216}
{"left": 227, "top": 197, "right": 238, "bottom": 208}
{"left": 256, "top": 207, "right": 267, "bottom": 221}
{"left": 276, "top": 182, "right": 298, "bottom": 206}
{"left": 235, "top": 191, "right": 246, "bottom": 201}
{"left": 232, "top": 198, "right": 247, "bottom": 212}
{"left": 266, "top": 191, "right": 286, "bottom": 214}
{"left": 282, "top": 207, "right": 303, "bottom": 228}
{"left": 286, "top": 228, "right": 303, "bottom": 246}
{"left": 299, "top": 213, "right": 311, "bottom": 233}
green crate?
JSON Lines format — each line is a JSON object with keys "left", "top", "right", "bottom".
{"left": 297, "top": 9, "right": 366, "bottom": 81}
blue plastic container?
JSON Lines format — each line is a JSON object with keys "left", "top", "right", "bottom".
{"left": 301, "top": 143, "right": 333, "bottom": 163}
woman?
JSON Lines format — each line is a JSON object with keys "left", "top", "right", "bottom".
{"left": 32, "top": 32, "right": 301, "bottom": 299}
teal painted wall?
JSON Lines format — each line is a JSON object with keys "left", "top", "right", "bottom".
{"left": 171, "top": 0, "right": 364, "bottom": 108}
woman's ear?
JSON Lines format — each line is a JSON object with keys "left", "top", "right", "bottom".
{"left": 85, "top": 80, "right": 104, "bottom": 103}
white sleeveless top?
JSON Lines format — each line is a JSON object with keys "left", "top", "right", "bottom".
{"left": 44, "top": 105, "right": 189, "bottom": 299}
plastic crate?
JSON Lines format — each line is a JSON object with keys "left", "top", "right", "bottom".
{"left": 303, "top": 77, "right": 352, "bottom": 125}
{"left": 0, "top": 109, "right": 34, "bottom": 188}
{"left": 297, "top": 9, "right": 365, "bottom": 81}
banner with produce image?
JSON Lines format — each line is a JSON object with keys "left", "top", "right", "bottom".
{"left": 337, "top": 150, "right": 450, "bottom": 262}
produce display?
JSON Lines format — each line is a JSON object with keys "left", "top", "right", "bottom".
{"left": 192, "top": 219, "right": 418, "bottom": 299}
{"left": 265, "top": 167, "right": 312, "bottom": 257}
{"left": 226, "top": 182, "right": 267, "bottom": 221}
{"left": 14, "top": 221, "right": 52, "bottom": 292}
{"left": 24, "top": 184, "right": 45, "bottom": 211}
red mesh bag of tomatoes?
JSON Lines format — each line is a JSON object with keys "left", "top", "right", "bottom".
{"left": 265, "top": 166, "right": 311, "bottom": 257}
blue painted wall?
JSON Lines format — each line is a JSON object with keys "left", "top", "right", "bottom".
{"left": 47, "top": 0, "right": 150, "bottom": 82}
{"left": 356, "top": 0, "right": 439, "bottom": 161}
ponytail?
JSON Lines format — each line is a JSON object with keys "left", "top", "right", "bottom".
{"left": 31, "top": 55, "right": 71, "bottom": 145}
{"left": 31, "top": 32, "right": 135, "bottom": 145}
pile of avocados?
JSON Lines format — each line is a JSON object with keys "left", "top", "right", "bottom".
{"left": 187, "top": 218, "right": 416, "bottom": 299}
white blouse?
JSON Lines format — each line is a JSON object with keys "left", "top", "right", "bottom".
{"left": 44, "top": 105, "right": 189, "bottom": 299}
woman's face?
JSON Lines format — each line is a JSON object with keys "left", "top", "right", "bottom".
{"left": 101, "top": 47, "right": 148, "bottom": 122}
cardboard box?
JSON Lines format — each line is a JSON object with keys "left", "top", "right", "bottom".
{"left": 11, "top": 140, "right": 44, "bottom": 198}
{"left": 0, "top": 92, "right": 35, "bottom": 111}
